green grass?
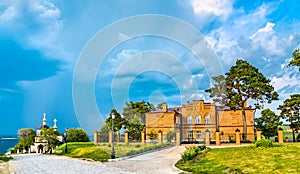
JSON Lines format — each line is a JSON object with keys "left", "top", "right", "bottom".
{"left": 54, "top": 142, "right": 172, "bottom": 162}
{"left": 176, "top": 143, "right": 300, "bottom": 173}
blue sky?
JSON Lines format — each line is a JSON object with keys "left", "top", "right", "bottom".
{"left": 0, "top": 0, "right": 299, "bottom": 135}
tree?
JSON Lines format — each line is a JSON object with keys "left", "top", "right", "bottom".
{"left": 105, "top": 109, "right": 126, "bottom": 132}
{"left": 127, "top": 115, "right": 144, "bottom": 140}
{"left": 278, "top": 94, "right": 300, "bottom": 142}
{"left": 16, "top": 128, "right": 36, "bottom": 151}
{"left": 122, "top": 101, "right": 155, "bottom": 140}
{"left": 41, "top": 127, "right": 60, "bottom": 149}
{"left": 166, "top": 130, "right": 176, "bottom": 142}
{"left": 206, "top": 59, "right": 279, "bottom": 140}
{"left": 287, "top": 48, "right": 300, "bottom": 71}
{"left": 66, "top": 128, "right": 89, "bottom": 142}
{"left": 99, "top": 123, "right": 110, "bottom": 142}
{"left": 156, "top": 103, "right": 164, "bottom": 110}
{"left": 255, "top": 109, "right": 282, "bottom": 139}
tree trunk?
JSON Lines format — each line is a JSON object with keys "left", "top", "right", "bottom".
{"left": 242, "top": 107, "right": 247, "bottom": 140}
{"left": 292, "top": 128, "right": 295, "bottom": 142}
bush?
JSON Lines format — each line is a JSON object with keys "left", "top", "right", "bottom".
{"left": 254, "top": 138, "right": 274, "bottom": 148}
{"left": 181, "top": 145, "right": 208, "bottom": 161}
{"left": 0, "top": 155, "right": 13, "bottom": 162}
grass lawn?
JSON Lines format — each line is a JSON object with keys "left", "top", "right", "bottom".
{"left": 176, "top": 143, "right": 300, "bottom": 173}
{"left": 54, "top": 142, "right": 171, "bottom": 162}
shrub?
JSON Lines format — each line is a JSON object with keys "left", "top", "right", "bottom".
{"left": 181, "top": 145, "right": 208, "bottom": 161}
{"left": 254, "top": 138, "right": 274, "bottom": 148}
{"left": 181, "top": 148, "right": 197, "bottom": 161}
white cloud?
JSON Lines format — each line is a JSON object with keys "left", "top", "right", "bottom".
{"left": 0, "top": 0, "right": 66, "bottom": 61}
{"left": 271, "top": 73, "right": 300, "bottom": 92}
{"left": 250, "top": 22, "right": 275, "bottom": 39}
{"left": 190, "top": 0, "right": 233, "bottom": 19}
{"left": 0, "top": 1, "right": 18, "bottom": 21}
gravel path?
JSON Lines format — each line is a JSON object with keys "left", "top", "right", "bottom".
{"left": 8, "top": 146, "right": 185, "bottom": 174}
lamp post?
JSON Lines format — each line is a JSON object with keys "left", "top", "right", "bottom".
{"left": 111, "top": 113, "right": 115, "bottom": 159}
{"left": 65, "top": 128, "right": 68, "bottom": 153}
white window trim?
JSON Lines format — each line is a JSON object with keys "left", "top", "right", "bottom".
{"left": 187, "top": 116, "right": 193, "bottom": 124}
{"left": 205, "top": 115, "right": 210, "bottom": 124}
{"left": 196, "top": 115, "right": 201, "bottom": 124}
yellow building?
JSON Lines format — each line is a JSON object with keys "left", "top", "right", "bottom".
{"left": 145, "top": 100, "right": 255, "bottom": 143}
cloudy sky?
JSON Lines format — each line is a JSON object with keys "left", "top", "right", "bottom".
{"left": 1, "top": 0, "right": 299, "bottom": 135}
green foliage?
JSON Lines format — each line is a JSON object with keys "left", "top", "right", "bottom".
{"left": 127, "top": 115, "right": 144, "bottom": 140}
{"left": 205, "top": 59, "right": 279, "bottom": 138}
{"left": 0, "top": 155, "right": 13, "bottom": 162}
{"left": 122, "top": 101, "right": 155, "bottom": 140}
{"left": 278, "top": 94, "right": 300, "bottom": 142}
{"left": 105, "top": 109, "right": 127, "bottom": 132}
{"left": 67, "top": 128, "right": 90, "bottom": 142}
{"left": 254, "top": 138, "right": 274, "bottom": 148}
{"left": 16, "top": 128, "right": 36, "bottom": 151}
{"left": 255, "top": 108, "right": 282, "bottom": 139}
{"left": 181, "top": 145, "right": 208, "bottom": 162}
{"left": 287, "top": 48, "right": 300, "bottom": 71}
{"left": 166, "top": 130, "right": 176, "bottom": 142}
{"left": 147, "top": 129, "right": 158, "bottom": 140}
{"left": 55, "top": 142, "right": 110, "bottom": 162}
{"left": 156, "top": 103, "right": 164, "bottom": 110}
{"left": 55, "top": 142, "right": 171, "bottom": 162}
{"left": 41, "top": 127, "right": 60, "bottom": 148}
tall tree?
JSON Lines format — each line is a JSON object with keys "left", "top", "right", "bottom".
{"left": 206, "top": 59, "right": 279, "bottom": 140}
{"left": 66, "top": 128, "right": 90, "bottom": 142}
{"left": 255, "top": 109, "right": 282, "bottom": 139}
{"left": 122, "top": 101, "right": 155, "bottom": 140}
{"left": 41, "top": 127, "right": 60, "bottom": 149}
{"left": 17, "top": 128, "right": 36, "bottom": 151}
{"left": 287, "top": 48, "right": 300, "bottom": 71}
{"left": 278, "top": 94, "right": 300, "bottom": 142}
{"left": 105, "top": 109, "right": 126, "bottom": 132}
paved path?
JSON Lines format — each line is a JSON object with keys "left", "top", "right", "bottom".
{"left": 8, "top": 146, "right": 185, "bottom": 174}
{"left": 106, "top": 146, "right": 186, "bottom": 174}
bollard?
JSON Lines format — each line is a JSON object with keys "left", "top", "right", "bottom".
{"left": 235, "top": 129, "right": 241, "bottom": 145}
{"left": 256, "top": 129, "right": 262, "bottom": 141}
{"left": 278, "top": 128, "right": 284, "bottom": 143}
{"left": 205, "top": 130, "right": 210, "bottom": 146}
{"left": 124, "top": 130, "right": 129, "bottom": 143}
{"left": 215, "top": 131, "right": 221, "bottom": 146}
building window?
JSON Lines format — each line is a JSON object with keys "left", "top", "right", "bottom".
{"left": 187, "top": 131, "right": 193, "bottom": 139}
{"left": 196, "top": 131, "right": 202, "bottom": 138}
{"left": 196, "top": 115, "right": 201, "bottom": 124}
{"left": 205, "top": 115, "right": 210, "bottom": 124}
{"left": 187, "top": 116, "right": 192, "bottom": 124}
{"left": 176, "top": 117, "right": 180, "bottom": 124}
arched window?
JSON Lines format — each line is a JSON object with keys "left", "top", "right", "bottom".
{"left": 196, "top": 115, "right": 201, "bottom": 124}
{"left": 187, "top": 116, "right": 192, "bottom": 124}
{"left": 205, "top": 115, "right": 210, "bottom": 124}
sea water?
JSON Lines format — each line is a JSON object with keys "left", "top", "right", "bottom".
{"left": 0, "top": 136, "right": 18, "bottom": 154}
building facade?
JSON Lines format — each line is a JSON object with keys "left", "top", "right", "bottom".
{"left": 145, "top": 100, "right": 255, "bottom": 143}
